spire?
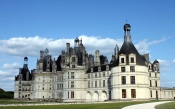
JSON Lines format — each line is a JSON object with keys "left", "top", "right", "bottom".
{"left": 24, "top": 57, "right": 28, "bottom": 65}
{"left": 45, "top": 48, "right": 49, "bottom": 56}
{"left": 74, "top": 37, "right": 79, "bottom": 47}
{"left": 124, "top": 23, "right": 131, "bottom": 43}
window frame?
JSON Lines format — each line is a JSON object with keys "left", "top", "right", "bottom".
{"left": 130, "top": 66, "right": 135, "bottom": 72}
{"left": 121, "top": 76, "right": 126, "bottom": 85}
{"left": 131, "top": 89, "right": 136, "bottom": 98}
{"left": 121, "top": 58, "right": 125, "bottom": 63}
{"left": 122, "top": 89, "right": 126, "bottom": 98}
{"left": 130, "top": 76, "right": 135, "bottom": 84}
{"left": 121, "top": 67, "right": 125, "bottom": 72}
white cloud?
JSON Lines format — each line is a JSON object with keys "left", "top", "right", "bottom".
{"left": 158, "top": 59, "right": 169, "bottom": 66}
{"left": 0, "top": 70, "right": 10, "bottom": 76}
{"left": 135, "top": 37, "right": 169, "bottom": 54}
{"left": 3, "top": 63, "right": 20, "bottom": 69}
{"left": 135, "top": 39, "right": 150, "bottom": 54}
{"left": 0, "top": 77, "right": 14, "bottom": 81}
{"left": 0, "top": 35, "right": 168, "bottom": 58}
{"left": 0, "top": 36, "right": 53, "bottom": 56}
{"left": 0, "top": 35, "right": 123, "bottom": 60}
{"left": 78, "top": 35, "right": 122, "bottom": 57}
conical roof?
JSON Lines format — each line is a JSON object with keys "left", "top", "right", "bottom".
{"left": 119, "top": 23, "right": 146, "bottom": 66}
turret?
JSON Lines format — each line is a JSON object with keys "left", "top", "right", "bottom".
{"left": 124, "top": 23, "right": 131, "bottom": 43}
{"left": 66, "top": 43, "right": 70, "bottom": 53}
{"left": 153, "top": 59, "right": 159, "bottom": 72}
{"left": 40, "top": 50, "right": 44, "bottom": 59}
{"left": 24, "top": 57, "right": 28, "bottom": 65}
{"left": 46, "top": 55, "right": 51, "bottom": 72}
{"left": 74, "top": 38, "right": 79, "bottom": 47}
{"left": 114, "top": 44, "right": 119, "bottom": 60}
{"left": 45, "top": 48, "right": 49, "bottom": 56}
{"left": 89, "top": 54, "right": 94, "bottom": 67}
{"left": 95, "top": 50, "right": 100, "bottom": 66}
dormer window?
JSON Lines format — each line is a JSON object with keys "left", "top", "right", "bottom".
{"left": 129, "top": 54, "right": 136, "bottom": 64}
{"left": 154, "top": 65, "right": 157, "bottom": 71}
{"left": 119, "top": 55, "right": 126, "bottom": 65}
{"left": 149, "top": 65, "right": 151, "bottom": 70}
{"left": 91, "top": 68, "right": 93, "bottom": 72}
{"left": 131, "top": 57, "right": 134, "bottom": 63}
{"left": 98, "top": 66, "right": 101, "bottom": 71}
{"left": 121, "top": 58, "right": 125, "bottom": 63}
{"left": 106, "top": 65, "right": 109, "bottom": 70}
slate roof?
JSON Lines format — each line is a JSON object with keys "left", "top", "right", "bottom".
{"left": 119, "top": 41, "right": 146, "bottom": 66}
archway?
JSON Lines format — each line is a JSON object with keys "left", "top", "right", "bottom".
{"left": 93, "top": 91, "right": 99, "bottom": 102}
{"left": 101, "top": 91, "right": 107, "bottom": 101}
{"left": 86, "top": 91, "right": 92, "bottom": 102}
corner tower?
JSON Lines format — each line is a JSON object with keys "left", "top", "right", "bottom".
{"left": 112, "top": 23, "right": 150, "bottom": 101}
{"left": 119, "top": 23, "right": 146, "bottom": 66}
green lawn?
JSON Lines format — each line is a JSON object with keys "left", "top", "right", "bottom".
{"left": 155, "top": 102, "right": 175, "bottom": 109}
{"left": 0, "top": 101, "right": 150, "bottom": 109}
{"left": 0, "top": 99, "right": 41, "bottom": 104}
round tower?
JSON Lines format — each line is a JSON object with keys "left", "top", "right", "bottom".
{"left": 24, "top": 57, "right": 28, "bottom": 65}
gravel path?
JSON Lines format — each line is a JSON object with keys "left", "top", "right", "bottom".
{"left": 122, "top": 101, "right": 172, "bottom": 109}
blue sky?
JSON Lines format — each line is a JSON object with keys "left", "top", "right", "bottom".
{"left": 0, "top": 0, "right": 175, "bottom": 91}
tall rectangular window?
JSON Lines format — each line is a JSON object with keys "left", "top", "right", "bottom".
{"left": 95, "top": 81, "right": 97, "bottom": 88}
{"left": 68, "top": 82, "right": 69, "bottom": 88}
{"left": 150, "top": 80, "right": 152, "bottom": 87}
{"left": 99, "top": 72, "right": 101, "bottom": 77}
{"left": 131, "top": 57, "right": 134, "bottom": 63}
{"left": 91, "top": 81, "right": 93, "bottom": 88}
{"left": 103, "top": 80, "right": 105, "bottom": 87}
{"left": 71, "top": 91, "right": 74, "bottom": 98}
{"left": 121, "top": 67, "right": 125, "bottom": 72}
{"left": 95, "top": 73, "right": 97, "bottom": 78}
{"left": 71, "top": 81, "right": 74, "bottom": 88}
{"left": 155, "top": 80, "right": 157, "bottom": 87}
{"left": 122, "top": 89, "right": 126, "bottom": 98}
{"left": 150, "top": 90, "right": 152, "bottom": 98}
{"left": 68, "top": 91, "right": 69, "bottom": 98}
{"left": 71, "top": 72, "right": 74, "bottom": 79}
{"left": 122, "top": 76, "right": 126, "bottom": 84}
{"left": 130, "top": 76, "right": 135, "bottom": 84}
{"left": 121, "top": 58, "right": 125, "bottom": 63}
{"left": 103, "top": 72, "right": 105, "bottom": 77}
{"left": 130, "top": 66, "right": 135, "bottom": 72}
{"left": 131, "top": 89, "right": 136, "bottom": 98}
{"left": 88, "top": 81, "right": 90, "bottom": 88}
{"left": 68, "top": 72, "right": 69, "bottom": 79}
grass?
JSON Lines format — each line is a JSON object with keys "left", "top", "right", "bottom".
{"left": 155, "top": 102, "right": 175, "bottom": 109}
{"left": 0, "top": 99, "right": 41, "bottom": 104}
{"left": 0, "top": 101, "right": 151, "bottom": 109}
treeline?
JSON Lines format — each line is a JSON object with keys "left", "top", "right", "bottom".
{"left": 0, "top": 88, "right": 14, "bottom": 98}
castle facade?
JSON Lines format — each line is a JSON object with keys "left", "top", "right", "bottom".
{"left": 14, "top": 23, "right": 175, "bottom": 102}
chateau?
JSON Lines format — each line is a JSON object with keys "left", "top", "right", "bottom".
{"left": 14, "top": 23, "right": 175, "bottom": 102}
